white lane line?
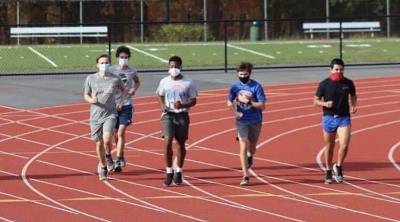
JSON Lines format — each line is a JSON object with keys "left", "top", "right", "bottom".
{"left": 0, "top": 216, "right": 15, "bottom": 222}
{"left": 388, "top": 141, "right": 400, "bottom": 171}
{"left": 28, "top": 47, "right": 58, "bottom": 67}
{"left": 227, "top": 43, "right": 275, "bottom": 59}
{"left": 126, "top": 45, "right": 168, "bottom": 63}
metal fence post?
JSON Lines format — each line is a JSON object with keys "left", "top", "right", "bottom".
{"left": 339, "top": 20, "right": 343, "bottom": 60}
{"left": 107, "top": 24, "right": 111, "bottom": 59}
{"left": 224, "top": 20, "right": 228, "bottom": 73}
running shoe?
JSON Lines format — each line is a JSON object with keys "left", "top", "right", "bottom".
{"left": 240, "top": 176, "right": 249, "bottom": 186}
{"left": 164, "top": 172, "right": 174, "bottom": 186}
{"left": 173, "top": 172, "right": 183, "bottom": 185}
{"left": 324, "top": 170, "right": 332, "bottom": 184}
{"left": 98, "top": 164, "right": 108, "bottom": 181}
{"left": 106, "top": 155, "right": 115, "bottom": 172}
{"left": 114, "top": 156, "right": 126, "bottom": 173}
{"left": 333, "top": 163, "right": 344, "bottom": 183}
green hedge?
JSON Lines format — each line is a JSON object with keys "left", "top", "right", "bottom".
{"left": 154, "top": 24, "right": 213, "bottom": 42}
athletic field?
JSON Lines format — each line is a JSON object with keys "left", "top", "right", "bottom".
{"left": 1, "top": 38, "right": 400, "bottom": 73}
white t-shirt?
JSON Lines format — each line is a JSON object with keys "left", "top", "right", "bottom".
{"left": 156, "top": 75, "right": 198, "bottom": 113}
{"left": 109, "top": 65, "right": 138, "bottom": 106}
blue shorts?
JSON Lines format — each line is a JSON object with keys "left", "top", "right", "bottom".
{"left": 322, "top": 115, "right": 351, "bottom": 133}
{"left": 116, "top": 105, "right": 133, "bottom": 127}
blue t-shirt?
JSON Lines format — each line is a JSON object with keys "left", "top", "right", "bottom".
{"left": 228, "top": 79, "right": 267, "bottom": 124}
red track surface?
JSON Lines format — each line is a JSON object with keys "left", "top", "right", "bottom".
{"left": 1, "top": 76, "right": 400, "bottom": 222}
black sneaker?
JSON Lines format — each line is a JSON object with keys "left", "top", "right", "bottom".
{"left": 164, "top": 172, "right": 174, "bottom": 186}
{"left": 240, "top": 176, "right": 249, "bottom": 186}
{"left": 105, "top": 155, "right": 115, "bottom": 172}
{"left": 173, "top": 172, "right": 183, "bottom": 185}
{"left": 333, "top": 163, "right": 344, "bottom": 183}
{"left": 114, "top": 156, "right": 126, "bottom": 173}
{"left": 324, "top": 170, "right": 333, "bottom": 184}
{"left": 247, "top": 155, "right": 254, "bottom": 168}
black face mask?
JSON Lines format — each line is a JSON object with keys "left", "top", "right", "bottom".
{"left": 239, "top": 76, "right": 250, "bottom": 83}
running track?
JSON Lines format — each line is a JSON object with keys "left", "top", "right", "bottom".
{"left": 0, "top": 76, "right": 400, "bottom": 222}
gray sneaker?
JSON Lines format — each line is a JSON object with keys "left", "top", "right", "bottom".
{"left": 333, "top": 163, "right": 344, "bottom": 183}
{"left": 114, "top": 157, "right": 126, "bottom": 173}
{"left": 106, "top": 155, "right": 115, "bottom": 172}
{"left": 98, "top": 164, "right": 108, "bottom": 181}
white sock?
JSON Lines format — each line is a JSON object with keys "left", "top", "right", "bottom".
{"left": 166, "top": 167, "right": 173, "bottom": 174}
{"left": 175, "top": 167, "right": 183, "bottom": 173}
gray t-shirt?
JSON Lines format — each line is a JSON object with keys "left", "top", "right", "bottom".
{"left": 84, "top": 73, "right": 124, "bottom": 122}
{"left": 109, "top": 65, "right": 138, "bottom": 106}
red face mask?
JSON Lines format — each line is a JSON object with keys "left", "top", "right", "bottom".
{"left": 330, "top": 71, "right": 344, "bottom": 81}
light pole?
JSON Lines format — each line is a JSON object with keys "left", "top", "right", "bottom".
{"left": 264, "top": 0, "right": 268, "bottom": 40}
{"left": 387, "top": 0, "right": 390, "bottom": 38}
{"left": 140, "top": 0, "right": 144, "bottom": 43}
{"left": 203, "top": 0, "right": 207, "bottom": 41}
{"left": 326, "top": 0, "right": 330, "bottom": 39}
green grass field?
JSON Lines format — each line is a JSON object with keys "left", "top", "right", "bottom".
{"left": 1, "top": 38, "right": 399, "bottom": 73}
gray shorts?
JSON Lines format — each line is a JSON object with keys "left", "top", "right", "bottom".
{"left": 161, "top": 112, "right": 190, "bottom": 141}
{"left": 236, "top": 121, "right": 262, "bottom": 143}
{"left": 90, "top": 117, "right": 117, "bottom": 141}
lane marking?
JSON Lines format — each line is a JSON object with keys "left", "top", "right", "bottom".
{"left": 227, "top": 43, "right": 275, "bottom": 59}
{"left": 28, "top": 47, "right": 58, "bottom": 67}
{"left": 126, "top": 45, "right": 168, "bottom": 63}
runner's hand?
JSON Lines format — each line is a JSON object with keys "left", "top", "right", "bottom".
{"left": 350, "top": 106, "right": 357, "bottom": 114}
{"left": 174, "top": 101, "right": 182, "bottom": 109}
{"left": 92, "top": 96, "right": 98, "bottom": 104}
{"left": 235, "top": 112, "right": 243, "bottom": 119}
{"left": 117, "top": 104, "right": 123, "bottom": 111}
{"left": 324, "top": 101, "right": 333, "bottom": 108}
{"left": 237, "top": 93, "right": 250, "bottom": 104}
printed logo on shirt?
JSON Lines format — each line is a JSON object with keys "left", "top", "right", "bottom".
{"left": 119, "top": 73, "right": 128, "bottom": 83}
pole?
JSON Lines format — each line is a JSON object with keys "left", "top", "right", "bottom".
{"left": 386, "top": 0, "right": 390, "bottom": 38}
{"left": 140, "top": 0, "right": 144, "bottom": 43}
{"left": 80, "top": 0, "right": 83, "bottom": 44}
{"left": 339, "top": 20, "right": 343, "bottom": 60}
{"left": 224, "top": 21, "right": 228, "bottom": 73}
{"left": 326, "top": 0, "right": 330, "bottom": 39}
{"left": 263, "top": 0, "right": 268, "bottom": 40}
{"left": 203, "top": 0, "right": 207, "bottom": 42}
{"left": 17, "top": 0, "right": 20, "bottom": 45}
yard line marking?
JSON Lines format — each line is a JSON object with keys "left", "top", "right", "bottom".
{"left": 126, "top": 45, "right": 168, "bottom": 63}
{"left": 28, "top": 47, "right": 58, "bottom": 67}
{"left": 227, "top": 43, "right": 275, "bottom": 59}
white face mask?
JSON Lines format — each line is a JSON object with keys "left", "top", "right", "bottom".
{"left": 118, "top": 58, "right": 128, "bottom": 66}
{"left": 168, "top": 68, "right": 181, "bottom": 77}
{"left": 99, "top": 63, "right": 110, "bottom": 73}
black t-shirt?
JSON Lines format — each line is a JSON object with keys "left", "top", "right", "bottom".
{"left": 315, "top": 77, "right": 356, "bottom": 116}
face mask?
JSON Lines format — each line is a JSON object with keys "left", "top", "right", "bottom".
{"left": 118, "top": 58, "right": 128, "bottom": 66}
{"left": 330, "top": 71, "right": 344, "bottom": 82}
{"left": 99, "top": 64, "right": 110, "bottom": 73}
{"left": 239, "top": 76, "right": 250, "bottom": 84}
{"left": 169, "top": 68, "right": 181, "bottom": 77}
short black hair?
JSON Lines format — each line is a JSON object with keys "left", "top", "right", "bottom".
{"left": 236, "top": 62, "right": 253, "bottom": 74}
{"left": 168, "top": 56, "right": 182, "bottom": 66}
{"left": 116, "top": 45, "right": 131, "bottom": 58}
{"left": 96, "top": 54, "right": 110, "bottom": 63}
{"left": 330, "top": 58, "right": 344, "bottom": 68}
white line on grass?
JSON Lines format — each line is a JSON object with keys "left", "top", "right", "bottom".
{"left": 28, "top": 47, "right": 58, "bottom": 67}
{"left": 126, "top": 45, "right": 168, "bottom": 63}
{"left": 227, "top": 43, "right": 275, "bottom": 59}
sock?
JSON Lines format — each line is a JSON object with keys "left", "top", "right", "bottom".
{"left": 175, "top": 167, "right": 183, "bottom": 173}
{"left": 166, "top": 167, "right": 173, "bottom": 174}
